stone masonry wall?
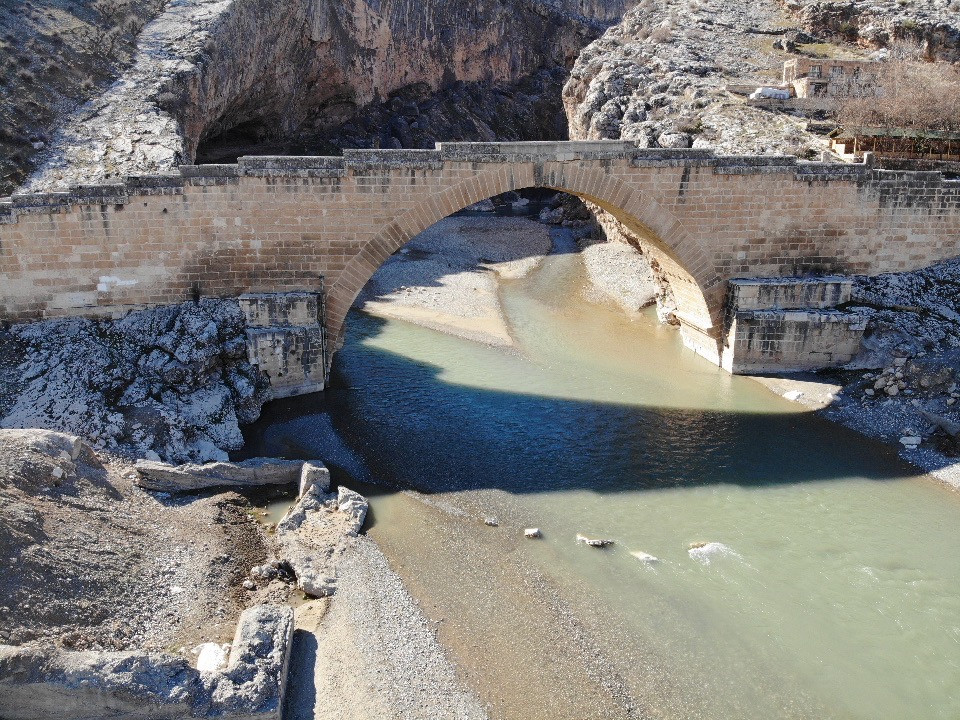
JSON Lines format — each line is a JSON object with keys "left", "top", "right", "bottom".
{"left": 2, "top": 141, "right": 959, "bottom": 370}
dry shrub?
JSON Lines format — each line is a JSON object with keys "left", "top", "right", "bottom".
{"left": 837, "top": 60, "right": 960, "bottom": 133}
{"left": 650, "top": 24, "right": 673, "bottom": 43}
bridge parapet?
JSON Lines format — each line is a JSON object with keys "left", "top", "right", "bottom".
{"left": 4, "top": 142, "right": 960, "bottom": 225}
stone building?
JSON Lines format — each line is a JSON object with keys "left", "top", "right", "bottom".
{"left": 782, "top": 58, "right": 881, "bottom": 98}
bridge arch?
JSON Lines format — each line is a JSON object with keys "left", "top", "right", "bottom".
{"left": 326, "top": 164, "right": 722, "bottom": 362}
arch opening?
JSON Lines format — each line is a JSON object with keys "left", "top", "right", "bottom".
{"left": 325, "top": 168, "right": 722, "bottom": 368}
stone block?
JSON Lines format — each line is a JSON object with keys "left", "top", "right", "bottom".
{"left": 728, "top": 277, "right": 853, "bottom": 311}
{"left": 134, "top": 457, "right": 304, "bottom": 492}
{"left": 299, "top": 461, "right": 331, "bottom": 497}
{"left": 0, "top": 604, "right": 294, "bottom": 720}
{"left": 245, "top": 325, "right": 326, "bottom": 398}
{"left": 725, "top": 309, "right": 867, "bottom": 373}
{"left": 238, "top": 292, "right": 321, "bottom": 328}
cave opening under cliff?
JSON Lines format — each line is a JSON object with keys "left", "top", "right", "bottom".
{"left": 194, "top": 70, "right": 572, "bottom": 165}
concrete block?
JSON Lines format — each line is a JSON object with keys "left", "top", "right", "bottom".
{"left": 299, "top": 461, "right": 331, "bottom": 497}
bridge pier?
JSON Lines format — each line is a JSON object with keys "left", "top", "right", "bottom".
{"left": 239, "top": 292, "right": 327, "bottom": 399}
{"left": 720, "top": 278, "right": 867, "bottom": 373}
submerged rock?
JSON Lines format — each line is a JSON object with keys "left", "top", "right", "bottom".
{"left": 576, "top": 533, "right": 614, "bottom": 548}
{"left": 688, "top": 542, "right": 739, "bottom": 565}
{"left": 630, "top": 550, "right": 659, "bottom": 564}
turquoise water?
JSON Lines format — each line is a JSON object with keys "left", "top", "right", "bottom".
{"left": 244, "top": 224, "right": 960, "bottom": 719}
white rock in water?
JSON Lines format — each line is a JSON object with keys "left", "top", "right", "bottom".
{"left": 483, "top": 517, "right": 499, "bottom": 527}
{"left": 899, "top": 436, "right": 921, "bottom": 448}
{"left": 688, "top": 542, "right": 739, "bottom": 565}
{"left": 524, "top": 528, "right": 542, "bottom": 538}
{"left": 783, "top": 390, "right": 804, "bottom": 402}
{"left": 193, "top": 642, "right": 229, "bottom": 673}
{"left": 630, "top": 550, "right": 659, "bottom": 563}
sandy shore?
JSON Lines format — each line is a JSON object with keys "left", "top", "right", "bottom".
{"left": 354, "top": 213, "right": 551, "bottom": 347}
{"left": 284, "top": 537, "right": 487, "bottom": 720}
{"left": 578, "top": 233, "right": 658, "bottom": 314}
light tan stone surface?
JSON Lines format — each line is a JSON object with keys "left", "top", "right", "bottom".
{"left": 2, "top": 142, "right": 959, "bottom": 369}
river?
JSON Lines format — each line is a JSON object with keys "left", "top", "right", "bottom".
{"left": 243, "top": 218, "right": 960, "bottom": 719}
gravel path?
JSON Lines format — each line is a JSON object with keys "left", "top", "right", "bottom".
{"left": 284, "top": 536, "right": 487, "bottom": 720}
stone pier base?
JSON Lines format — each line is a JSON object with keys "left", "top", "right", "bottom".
{"left": 239, "top": 292, "right": 326, "bottom": 399}
{"left": 721, "top": 277, "right": 867, "bottom": 373}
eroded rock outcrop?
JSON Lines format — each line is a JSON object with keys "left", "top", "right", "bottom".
{"left": 25, "top": 0, "right": 634, "bottom": 191}
{"left": 276, "top": 480, "right": 369, "bottom": 598}
{"left": 0, "top": 604, "right": 294, "bottom": 720}
{"left": 785, "top": 0, "right": 960, "bottom": 61}
{"left": 0, "top": 299, "right": 268, "bottom": 463}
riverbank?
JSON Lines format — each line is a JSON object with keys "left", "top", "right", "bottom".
{"left": 285, "top": 536, "right": 487, "bottom": 719}
{"left": 0, "top": 429, "right": 277, "bottom": 652}
{"left": 354, "top": 213, "right": 552, "bottom": 348}
{"left": 352, "top": 206, "right": 660, "bottom": 345}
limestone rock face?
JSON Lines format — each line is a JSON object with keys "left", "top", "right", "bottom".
{"left": 787, "top": 0, "right": 960, "bottom": 61}
{"left": 564, "top": 0, "right": 959, "bottom": 154}
{"left": 25, "top": 0, "right": 633, "bottom": 191}
{"left": 0, "top": 299, "right": 268, "bottom": 464}
{"left": 563, "top": 0, "right": 829, "bottom": 155}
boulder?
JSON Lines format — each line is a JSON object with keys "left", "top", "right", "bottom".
{"left": 337, "top": 486, "right": 369, "bottom": 535}
{"left": 656, "top": 132, "right": 692, "bottom": 148}
{"left": 207, "top": 604, "right": 295, "bottom": 719}
{"left": 630, "top": 550, "right": 659, "bottom": 563}
{"left": 299, "top": 461, "right": 330, "bottom": 497}
{"left": 134, "top": 458, "right": 304, "bottom": 492}
{"left": 0, "top": 429, "right": 83, "bottom": 460}
{"left": 919, "top": 410, "right": 960, "bottom": 438}
{"left": 576, "top": 533, "right": 614, "bottom": 548}
{"left": 524, "top": 528, "right": 542, "bottom": 538}
{"left": 276, "top": 484, "right": 369, "bottom": 598}
{"left": 195, "top": 643, "right": 229, "bottom": 674}
{"left": 0, "top": 645, "right": 201, "bottom": 720}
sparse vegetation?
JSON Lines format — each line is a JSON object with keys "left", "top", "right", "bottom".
{"left": 0, "top": 0, "right": 168, "bottom": 195}
{"left": 837, "top": 59, "right": 960, "bottom": 133}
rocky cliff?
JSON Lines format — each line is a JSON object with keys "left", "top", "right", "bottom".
{"left": 23, "top": 0, "right": 633, "bottom": 191}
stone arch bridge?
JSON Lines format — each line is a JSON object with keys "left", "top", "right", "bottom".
{"left": 2, "top": 141, "right": 959, "bottom": 372}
